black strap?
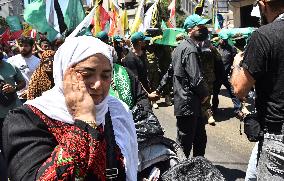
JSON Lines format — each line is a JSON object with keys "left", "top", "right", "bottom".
{"left": 104, "top": 110, "right": 119, "bottom": 180}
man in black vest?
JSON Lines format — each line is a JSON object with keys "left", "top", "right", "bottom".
{"left": 232, "top": 0, "right": 284, "bottom": 179}
{"left": 154, "top": 14, "right": 210, "bottom": 157}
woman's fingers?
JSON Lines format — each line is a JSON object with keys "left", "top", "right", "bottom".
{"left": 76, "top": 73, "right": 88, "bottom": 93}
{"left": 71, "top": 69, "right": 79, "bottom": 92}
{"left": 63, "top": 68, "right": 73, "bottom": 94}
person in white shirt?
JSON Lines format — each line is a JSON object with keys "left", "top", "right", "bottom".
{"left": 7, "top": 37, "right": 40, "bottom": 102}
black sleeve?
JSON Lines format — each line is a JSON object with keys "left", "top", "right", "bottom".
{"left": 126, "top": 68, "right": 151, "bottom": 110}
{"left": 156, "top": 63, "right": 174, "bottom": 93}
{"left": 123, "top": 54, "right": 139, "bottom": 77}
{"left": 2, "top": 107, "right": 102, "bottom": 180}
{"left": 2, "top": 108, "right": 56, "bottom": 180}
{"left": 242, "top": 31, "right": 270, "bottom": 80}
{"left": 184, "top": 52, "right": 209, "bottom": 98}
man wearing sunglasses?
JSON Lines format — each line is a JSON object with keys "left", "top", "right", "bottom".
{"left": 231, "top": 0, "right": 284, "bottom": 180}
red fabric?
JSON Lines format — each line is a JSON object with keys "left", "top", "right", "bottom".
{"left": 99, "top": 5, "right": 110, "bottom": 30}
{"left": 0, "top": 29, "right": 11, "bottom": 45}
{"left": 10, "top": 30, "right": 23, "bottom": 40}
{"left": 28, "top": 105, "right": 125, "bottom": 181}
{"left": 108, "top": 11, "right": 118, "bottom": 36}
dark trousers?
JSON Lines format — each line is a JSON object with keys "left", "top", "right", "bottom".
{"left": 0, "top": 117, "right": 8, "bottom": 181}
{"left": 176, "top": 115, "right": 207, "bottom": 158}
{"left": 212, "top": 78, "right": 242, "bottom": 113}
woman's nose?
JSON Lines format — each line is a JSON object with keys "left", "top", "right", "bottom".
{"left": 90, "top": 80, "right": 102, "bottom": 90}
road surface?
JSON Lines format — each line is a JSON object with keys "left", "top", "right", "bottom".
{"left": 153, "top": 88, "right": 255, "bottom": 181}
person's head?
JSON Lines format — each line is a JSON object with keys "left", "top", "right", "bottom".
{"left": 18, "top": 37, "right": 35, "bottom": 57}
{"left": 40, "top": 40, "right": 51, "bottom": 51}
{"left": 257, "top": 0, "right": 284, "bottom": 25}
{"left": 41, "top": 50, "right": 55, "bottom": 74}
{"left": 113, "top": 35, "right": 123, "bottom": 47}
{"left": 39, "top": 32, "right": 48, "bottom": 41}
{"left": 95, "top": 31, "right": 109, "bottom": 44}
{"left": 54, "top": 36, "right": 113, "bottom": 105}
{"left": 11, "top": 46, "right": 20, "bottom": 55}
{"left": 53, "top": 38, "right": 64, "bottom": 51}
{"left": 183, "top": 14, "right": 211, "bottom": 42}
{"left": 130, "top": 32, "right": 151, "bottom": 49}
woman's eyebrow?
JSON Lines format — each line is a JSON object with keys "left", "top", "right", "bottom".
{"left": 102, "top": 69, "right": 112, "bottom": 73}
{"left": 75, "top": 67, "right": 96, "bottom": 72}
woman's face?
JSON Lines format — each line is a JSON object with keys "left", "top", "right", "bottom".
{"left": 73, "top": 54, "right": 112, "bottom": 105}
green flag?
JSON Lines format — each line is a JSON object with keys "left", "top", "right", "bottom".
{"left": 161, "top": 20, "right": 167, "bottom": 30}
{"left": 6, "top": 16, "right": 23, "bottom": 32}
{"left": 24, "top": 0, "right": 86, "bottom": 41}
{"left": 24, "top": 0, "right": 59, "bottom": 41}
{"left": 64, "top": 0, "right": 86, "bottom": 32}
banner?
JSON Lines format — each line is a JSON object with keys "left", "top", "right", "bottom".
{"left": 167, "top": 0, "right": 176, "bottom": 28}
{"left": 130, "top": 0, "right": 145, "bottom": 34}
{"left": 6, "top": 16, "right": 23, "bottom": 32}
{"left": 67, "top": 5, "right": 97, "bottom": 39}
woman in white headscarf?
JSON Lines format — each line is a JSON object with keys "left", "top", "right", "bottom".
{"left": 2, "top": 36, "right": 138, "bottom": 181}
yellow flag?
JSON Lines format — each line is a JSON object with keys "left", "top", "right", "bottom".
{"left": 130, "top": 0, "right": 145, "bottom": 34}
{"left": 22, "top": 22, "right": 33, "bottom": 37}
{"left": 120, "top": 9, "right": 128, "bottom": 35}
{"left": 93, "top": 0, "right": 102, "bottom": 35}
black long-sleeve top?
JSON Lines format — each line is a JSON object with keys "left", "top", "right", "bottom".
{"left": 156, "top": 38, "right": 208, "bottom": 117}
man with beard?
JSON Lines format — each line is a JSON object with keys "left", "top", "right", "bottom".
{"left": 153, "top": 14, "right": 210, "bottom": 157}
{"left": 231, "top": 0, "right": 284, "bottom": 180}
{"left": 7, "top": 37, "right": 40, "bottom": 102}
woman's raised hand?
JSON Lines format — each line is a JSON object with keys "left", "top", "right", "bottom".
{"left": 63, "top": 68, "right": 97, "bottom": 127}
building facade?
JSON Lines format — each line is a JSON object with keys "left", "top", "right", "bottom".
{"left": 229, "top": 0, "right": 259, "bottom": 28}
{"left": 0, "top": 0, "right": 24, "bottom": 18}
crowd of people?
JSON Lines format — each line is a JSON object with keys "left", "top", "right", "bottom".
{"left": 1, "top": 0, "right": 284, "bottom": 180}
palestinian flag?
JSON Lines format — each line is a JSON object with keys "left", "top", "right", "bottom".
{"left": 24, "top": 0, "right": 85, "bottom": 41}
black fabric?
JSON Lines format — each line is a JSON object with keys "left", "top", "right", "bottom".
{"left": 217, "top": 44, "right": 237, "bottom": 75}
{"left": 123, "top": 51, "right": 150, "bottom": 92}
{"left": 244, "top": 113, "right": 264, "bottom": 142}
{"left": 125, "top": 68, "right": 164, "bottom": 143}
{"left": 2, "top": 106, "right": 57, "bottom": 181}
{"left": 125, "top": 68, "right": 150, "bottom": 110}
{"left": 156, "top": 37, "right": 208, "bottom": 116}
{"left": 132, "top": 104, "right": 164, "bottom": 143}
{"left": 0, "top": 117, "right": 4, "bottom": 149}
{"left": 161, "top": 157, "right": 225, "bottom": 181}
{"left": 54, "top": 0, "right": 67, "bottom": 34}
{"left": 0, "top": 80, "right": 16, "bottom": 107}
{"left": 2, "top": 106, "right": 123, "bottom": 181}
{"left": 212, "top": 77, "right": 242, "bottom": 113}
{"left": 176, "top": 115, "right": 207, "bottom": 158}
{"left": 242, "top": 18, "right": 284, "bottom": 131}
{"left": 104, "top": 111, "right": 123, "bottom": 180}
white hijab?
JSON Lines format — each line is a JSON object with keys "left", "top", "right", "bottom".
{"left": 25, "top": 36, "right": 138, "bottom": 181}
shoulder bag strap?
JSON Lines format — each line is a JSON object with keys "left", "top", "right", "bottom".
{"left": 105, "top": 110, "right": 119, "bottom": 180}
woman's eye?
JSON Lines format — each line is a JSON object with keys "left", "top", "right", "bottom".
{"left": 80, "top": 72, "right": 91, "bottom": 77}
{"left": 101, "top": 74, "right": 111, "bottom": 80}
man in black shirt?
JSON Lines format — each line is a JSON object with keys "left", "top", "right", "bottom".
{"left": 123, "top": 32, "right": 151, "bottom": 92}
{"left": 154, "top": 14, "right": 210, "bottom": 157}
{"left": 212, "top": 38, "right": 243, "bottom": 118}
{"left": 231, "top": 0, "right": 284, "bottom": 179}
